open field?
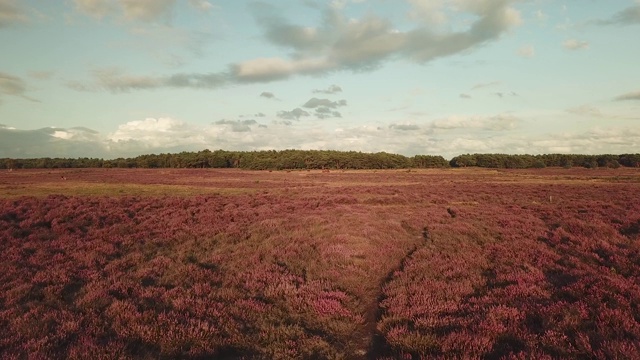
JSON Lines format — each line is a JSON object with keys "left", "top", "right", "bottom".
{"left": 2, "top": 168, "right": 640, "bottom": 359}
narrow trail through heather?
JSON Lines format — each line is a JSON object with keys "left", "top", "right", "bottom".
{"left": 344, "top": 218, "right": 432, "bottom": 359}
{"left": 365, "top": 243, "right": 423, "bottom": 359}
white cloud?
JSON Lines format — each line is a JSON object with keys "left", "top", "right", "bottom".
{"left": 243, "top": 1, "right": 522, "bottom": 82}
{"left": 214, "top": 119, "right": 260, "bottom": 133}
{"left": 2, "top": 118, "right": 640, "bottom": 160}
{"left": 563, "top": 39, "right": 589, "bottom": 50}
{"left": 52, "top": 130, "right": 73, "bottom": 140}
{"left": 232, "top": 57, "right": 333, "bottom": 82}
{"left": 70, "top": 0, "right": 525, "bottom": 91}
{"left": 109, "top": 117, "right": 203, "bottom": 149}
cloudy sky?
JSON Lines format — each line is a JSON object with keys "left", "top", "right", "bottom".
{"left": 1, "top": 0, "right": 639, "bottom": 159}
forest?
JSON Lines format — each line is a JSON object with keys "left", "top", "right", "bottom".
{"left": 1, "top": 150, "right": 640, "bottom": 170}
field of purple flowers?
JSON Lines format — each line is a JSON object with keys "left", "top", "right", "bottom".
{"left": 1, "top": 167, "right": 639, "bottom": 359}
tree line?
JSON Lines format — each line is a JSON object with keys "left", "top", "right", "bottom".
{"left": 449, "top": 153, "right": 640, "bottom": 169}
{"left": 1, "top": 150, "right": 639, "bottom": 170}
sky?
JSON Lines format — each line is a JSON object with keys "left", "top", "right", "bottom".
{"left": 0, "top": 0, "right": 639, "bottom": 159}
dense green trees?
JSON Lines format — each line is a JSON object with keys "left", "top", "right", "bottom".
{"left": 1, "top": 150, "right": 638, "bottom": 170}
{"left": 449, "top": 153, "right": 638, "bottom": 169}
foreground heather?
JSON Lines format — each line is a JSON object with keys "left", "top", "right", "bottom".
{"left": 1, "top": 168, "right": 639, "bottom": 359}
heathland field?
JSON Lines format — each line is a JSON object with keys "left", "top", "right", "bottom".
{"left": 1, "top": 168, "right": 640, "bottom": 359}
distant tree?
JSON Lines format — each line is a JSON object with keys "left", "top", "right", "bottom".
{"left": 450, "top": 154, "right": 477, "bottom": 167}
{"left": 620, "top": 154, "right": 640, "bottom": 167}
{"left": 4, "top": 158, "right": 16, "bottom": 169}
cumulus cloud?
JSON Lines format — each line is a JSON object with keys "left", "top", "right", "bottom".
{"left": 260, "top": 91, "right": 275, "bottom": 99}
{"left": 238, "top": 0, "right": 522, "bottom": 81}
{"left": 460, "top": 93, "right": 472, "bottom": 99}
{"left": 0, "top": 72, "right": 39, "bottom": 103}
{"left": 70, "top": 1, "right": 524, "bottom": 92}
{"left": 303, "top": 97, "right": 347, "bottom": 109}
{"left": 314, "top": 107, "right": 342, "bottom": 119}
{"left": 3, "top": 118, "right": 640, "bottom": 160}
{"left": 277, "top": 108, "right": 310, "bottom": 120}
{"left": 109, "top": 118, "right": 203, "bottom": 149}
{"left": 302, "top": 97, "right": 347, "bottom": 119}
{"left": 313, "top": 84, "right": 342, "bottom": 94}
{"left": 231, "top": 57, "right": 331, "bottom": 83}
{"left": 214, "top": 119, "right": 259, "bottom": 132}
{"left": 563, "top": 39, "right": 589, "bottom": 50}
{"left": 104, "top": 117, "right": 284, "bottom": 155}
{"left": 614, "top": 90, "right": 640, "bottom": 101}
{"left": 0, "top": 0, "right": 27, "bottom": 27}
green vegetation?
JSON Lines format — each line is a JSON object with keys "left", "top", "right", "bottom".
{"left": 449, "top": 153, "right": 639, "bottom": 169}
{"left": 1, "top": 150, "right": 448, "bottom": 170}
{"left": 1, "top": 150, "right": 639, "bottom": 170}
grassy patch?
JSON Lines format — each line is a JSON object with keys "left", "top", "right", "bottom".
{"left": 0, "top": 182, "right": 254, "bottom": 198}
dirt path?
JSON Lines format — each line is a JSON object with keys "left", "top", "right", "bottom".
{"left": 345, "top": 222, "right": 430, "bottom": 359}
{"left": 365, "top": 243, "right": 424, "bottom": 359}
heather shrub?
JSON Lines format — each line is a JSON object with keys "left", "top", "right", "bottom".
{"left": 2, "top": 168, "right": 640, "bottom": 359}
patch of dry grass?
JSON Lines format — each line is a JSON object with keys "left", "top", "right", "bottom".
{"left": 0, "top": 182, "right": 254, "bottom": 198}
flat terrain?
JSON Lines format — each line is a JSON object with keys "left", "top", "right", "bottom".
{"left": 1, "top": 168, "right": 640, "bottom": 359}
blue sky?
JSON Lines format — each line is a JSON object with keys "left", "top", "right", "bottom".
{"left": 0, "top": 0, "right": 639, "bottom": 159}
